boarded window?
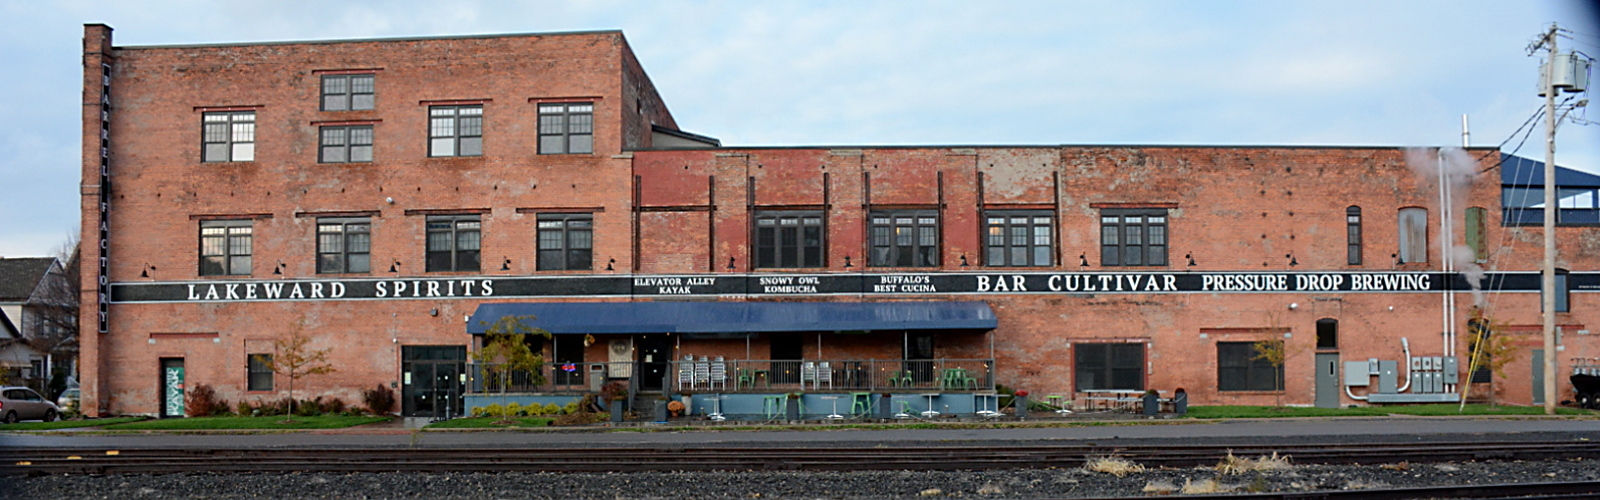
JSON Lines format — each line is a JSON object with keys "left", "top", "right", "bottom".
{"left": 1397, "top": 208, "right": 1428, "bottom": 264}
{"left": 1465, "top": 207, "right": 1486, "bottom": 262}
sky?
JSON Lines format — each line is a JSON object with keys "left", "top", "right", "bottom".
{"left": 1, "top": 1, "right": 1597, "bottom": 257}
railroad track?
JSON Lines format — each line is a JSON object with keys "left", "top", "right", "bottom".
{"left": 4, "top": 440, "right": 1599, "bottom": 475}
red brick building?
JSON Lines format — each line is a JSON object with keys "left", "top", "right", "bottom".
{"left": 79, "top": 25, "right": 1600, "bottom": 418}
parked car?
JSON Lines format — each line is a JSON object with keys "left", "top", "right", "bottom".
{"left": 0, "top": 387, "right": 61, "bottom": 423}
{"left": 56, "top": 388, "right": 80, "bottom": 410}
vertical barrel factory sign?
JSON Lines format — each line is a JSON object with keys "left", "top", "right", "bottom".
{"left": 97, "top": 62, "right": 111, "bottom": 334}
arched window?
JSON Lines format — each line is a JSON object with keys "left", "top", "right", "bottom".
{"left": 1346, "top": 206, "right": 1362, "bottom": 265}
{"left": 1316, "top": 318, "right": 1338, "bottom": 349}
{"left": 1397, "top": 208, "right": 1428, "bottom": 264}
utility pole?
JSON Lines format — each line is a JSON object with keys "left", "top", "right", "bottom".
{"left": 1538, "top": 22, "right": 1558, "bottom": 415}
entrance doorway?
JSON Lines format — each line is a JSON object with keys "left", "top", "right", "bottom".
{"left": 904, "top": 332, "right": 935, "bottom": 384}
{"left": 159, "top": 358, "right": 184, "bottom": 418}
{"left": 636, "top": 334, "right": 671, "bottom": 391}
{"left": 401, "top": 346, "right": 466, "bottom": 418}
{"left": 1315, "top": 352, "right": 1340, "bottom": 408}
{"left": 770, "top": 333, "right": 802, "bottom": 385}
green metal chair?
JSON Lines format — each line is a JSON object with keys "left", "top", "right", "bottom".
{"left": 850, "top": 392, "right": 873, "bottom": 417}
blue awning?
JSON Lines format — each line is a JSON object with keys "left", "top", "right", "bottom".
{"left": 466, "top": 301, "right": 997, "bottom": 335}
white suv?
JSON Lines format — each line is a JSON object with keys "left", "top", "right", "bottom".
{"left": 0, "top": 387, "right": 61, "bottom": 423}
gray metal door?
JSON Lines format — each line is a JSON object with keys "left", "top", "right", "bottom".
{"left": 1532, "top": 349, "right": 1545, "bottom": 405}
{"left": 1315, "top": 353, "right": 1340, "bottom": 408}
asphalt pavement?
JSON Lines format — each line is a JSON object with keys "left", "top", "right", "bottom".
{"left": 1, "top": 416, "right": 1596, "bottom": 450}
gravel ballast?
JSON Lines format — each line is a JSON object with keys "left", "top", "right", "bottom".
{"left": 11, "top": 458, "right": 1598, "bottom": 499}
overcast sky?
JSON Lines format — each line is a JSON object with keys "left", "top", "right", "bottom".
{"left": 1, "top": 1, "right": 1597, "bottom": 257}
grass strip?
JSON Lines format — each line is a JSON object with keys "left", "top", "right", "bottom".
{"left": 0, "top": 417, "right": 147, "bottom": 431}
{"left": 1184, "top": 404, "right": 1596, "bottom": 419}
{"left": 104, "top": 415, "right": 389, "bottom": 430}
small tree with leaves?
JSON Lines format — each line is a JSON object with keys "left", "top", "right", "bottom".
{"left": 472, "top": 315, "right": 550, "bottom": 423}
{"left": 1252, "top": 338, "right": 1290, "bottom": 407}
{"left": 251, "top": 320, "right": 336, "bottom": 422}
{"left": 1461, "top": 307, "right": 1520, "bottom": 409}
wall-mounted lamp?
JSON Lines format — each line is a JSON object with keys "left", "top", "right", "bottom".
{"left": 843, "top": 255, "right": 852, "bottom": 268}
{"left": 1286, "top": 253, "right": 1298, "bottom": 267}
{"left": 500, "top": 257, "right": 511, "bottom": 271}
{"left": 1288, "top": 302, "right": 1299, "bottom": 310}
{"left": 959, "top": 254, "right": 969, "bottom": 267}
{"left": 1392, "top": 252, "right": 1402, "bottom": 266}
{"left": 388, "top": 260, "right": 401, "bottom": 273}
{"left": 272, "top": 260, "right": 285, "bottom": 275}
{"left": 727, "top": 256, "right": 736, "bottom": 271}
{"left": 140, "top": 263, "right": 156, "bottom": 278}
{"left": 1186, "top": 253, "right": 1197, "bottom": 268}
{"left": 606, "top": 258, "right": 616, "bottom": 271}
{"left": 1078, "top": 253, "right": 1088, "bottom": 268}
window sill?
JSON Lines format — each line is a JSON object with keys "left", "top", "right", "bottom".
{"left": 1217, "top": 390, "right": 1286, "bottom": 395}
{"left": 536, "top": 152, "right": 595, "bottom": 156}
{"left": 420, "top": 270, "right": 486, "bottom": 275}
{"left": 531, "top": 269, "right": 596, "bottom": 274}
{"left": 318, "top": 161, "right": 377, "bottom": 166}
{"left": 199, "top": 161, "right": 255, "bottom": 166}
{"left": 315, "top": 272, "right": 372, "bottom": 277}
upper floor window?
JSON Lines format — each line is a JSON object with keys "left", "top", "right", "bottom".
{"left": 1465, "top": 206, "right": 1487, "bottom": 262}
{"left": 321, "top": 74, "right": 374, "bottom": 111}
{"left": 985, "top": 210, "right": 1052, "bottom": 267}
{"left": 429, "top": 105, "right": 482, "bottom": 157}
{"left": 755, "top": 211, "right": 824, "bottom": 269}
{"left": 202, "top": 111, "right": 255, "bottom": 162}
{"left": 426, "top": 215, "right": 480, "bottom": 272}
{"left": 199, "top": 220, "right": 252, "bottom": 276}
{"left": 538, "top": 103, "right": 594, "bottom": 154}
{"left": 319, "top": 126, "right": 373, "bottom": 163}
{"left": 1397, "top": 207, "right": 1428, "bottom": 264}
{"left": 317, "top": 218, "right": 371, "bottom": 274}
{"left": 1100, "top": 209, "right": 1167, "bottom": 267}
{"left": 1346, "top": 206, "right": 1362, "bottom": 265}
{"left": 870, "top": 210, "right": 939, "bottom": 267}
{"left": 1503, "top": 186, "right": 1600, "bottom": 226}
{"left": 537, "top": 213, "right": 593, "bottom": 271}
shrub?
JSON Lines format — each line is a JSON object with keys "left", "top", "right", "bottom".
{"left": 561, "top": 402, "right": 579, "bottom": 415}
{"left": 185, "top": 384, "right": 231, "bottom": 417}
{"left": 543, "top": 403, "right": 560, "bottom": 415}
{"left": 324, "top": 397, "right": 347, "bottom": 415}
{"left": 506, "top": 402, "right": 522, "bottom": 417}
{"left": 484, "top": 403, "right": 504, "bottom": 419}
{"left": 361, "top": 384, "right": 396, "bottom": 415}
{"left": 524, "top": 403, "right": 543, "bottom": 416}
{"left": 237, "top": 401, "right": 254, "bottom": 416}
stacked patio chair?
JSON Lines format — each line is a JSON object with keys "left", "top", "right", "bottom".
{"left": 694, "top": 356, "right": 711, "bottom": 390}
{"left": 709, "top": 356, "right": 728, "bottom": 390}
{"left": 678, "top": 355, "right": 695, "bottom": 391}
{"left": 801, "top": 361, "right": 817, "bottom": 390}
{"left": 817, "top": 361, "right": 833, "bottom": 390}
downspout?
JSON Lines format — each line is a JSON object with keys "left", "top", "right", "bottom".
{"left": 1397, "top": 337, "right": 1413, "bottom": 393}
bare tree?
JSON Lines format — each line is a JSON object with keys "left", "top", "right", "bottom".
{"left": 252, "top": 319, "right": 336, "bottom": 422}
{"left": 23, "top": 237, "right": 80, "bottom": 397}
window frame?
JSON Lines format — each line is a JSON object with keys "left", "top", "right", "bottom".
{"left": 1346, "top": 206, "right": 1362, "bottom": 265}
{"left": 754, "top": 211, "right": 825, "bottom": 269}
{"left": 316, "top": 217, "right": 372, "bottom": 274}
{"left": 425, "top": 215, "right": 481, "bottom": 272}
{"left": 1315, "top": 318, "right": 1338, "bottom": 350}
{"left": 428, "top": 105, "right": 483, "bottom": 157}
{"left": 869, "top": 209, "right": 940, "bottom": 268}
{"left": 1073, "top": 343, "right": 1145, "bottom": 391}
{"left": 318, "top": 125, "right": 374, "bottom": 163}
{"left": 537, "top": 102, "right": 595, "bottom": 155}
{"left": 201, "top": 111, "right": 256, "bottom": 163}
{"left": 984, "top": 210, "right": 1054, "bottom": 267}
{"left": 247, "top": 353, "right": 273, "bottom": 391}
{"left": 1397, "top": 207, "right": 1428, "bottom": 264}
{"left": 1099, "top": 208, "right": 1168, "bottom": 267}
{"left": 199, "top": 219, "right": 253, "bottom": 276}
{"left": 320, "top": 74, "right": 375, "bottom": 111}
{"left": 536, "top": 213, "right": 594, "bottom": 271}
{"left": 1217, "top": 341, "right": 1285, "bottom": 392}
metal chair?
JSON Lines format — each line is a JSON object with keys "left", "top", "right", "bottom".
{"left": 677, "top": 357, "right": 695, "bottom": 391}
{"left": 817, "top": 361, "right": 833, "bottom": 390}
{"left": 709, "top": 356, "right": 727, "bottom": 390}
{"left": 800, "top": 361, "right": 817, "bottom": 390}
{"left": 694, "top": 357, "right": 710, "bottom": 390}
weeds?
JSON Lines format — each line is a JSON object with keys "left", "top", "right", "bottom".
{"left": 1216, "top": 450, "right": 1292, "bottom": 475}
{"left": 1083, "top": 455, "right": 1145, "bottom": 477}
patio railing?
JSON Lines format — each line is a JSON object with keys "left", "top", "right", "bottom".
{"left": 467, "top": 358, "right": 995, "bottom": 394}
